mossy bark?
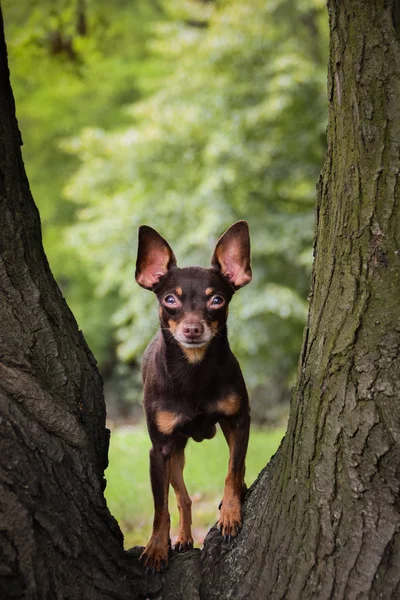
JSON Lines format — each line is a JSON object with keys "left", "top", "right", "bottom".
{"left": 201, "top": 1, "right": 400, "bottom": 598}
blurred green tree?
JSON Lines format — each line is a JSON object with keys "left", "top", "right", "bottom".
{"left": 64, "top": 0, "right": 328, "bottom": 407}
{"left": 4, "top": 0, "right": 328, "bottom": 414}
{"left": 3, "top": 0, "right": 170, "bottom": 364}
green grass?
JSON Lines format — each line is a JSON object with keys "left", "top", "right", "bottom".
{"left": 104, "top": 424, "right": 284, "bottom": 549}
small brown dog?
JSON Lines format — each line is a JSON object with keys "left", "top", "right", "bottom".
{"left": 135, "top": 221, "right": 252, "bottom": 572}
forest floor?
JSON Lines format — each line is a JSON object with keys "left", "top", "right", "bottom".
{"left": 105, "top": 424, "right": 284, "bottom": 549}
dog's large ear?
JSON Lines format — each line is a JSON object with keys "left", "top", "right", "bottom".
{"left": 135, "top": 226, "right": 177, "bottom": 290}
{"left": 211, "top": 220, "right": 252, "bottom": 289}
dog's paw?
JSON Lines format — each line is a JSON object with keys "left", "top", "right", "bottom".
{"left": 219, "top": 484, "right": 247, "bottom": 511}
{"left": 217, "top": 499, "right": 242, "bottom": 541}
{"left": 172, "top": 534, "right": 194, "bottom": 553}
{"left": 139, "top": 538, "right": 169, "bottom": 573}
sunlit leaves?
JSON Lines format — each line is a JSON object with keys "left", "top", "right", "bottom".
{"left": 5, "top": 0, "right": 328, "bottom": 396}
{"left": 63, "top": 0, "right": 327, "bottom": 393}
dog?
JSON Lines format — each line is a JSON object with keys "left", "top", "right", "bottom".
{"left": 135, "top": 220, "right": 252, "bottom": 572}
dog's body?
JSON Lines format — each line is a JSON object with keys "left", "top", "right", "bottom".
{"left": 135, "top": 222, "right": 252, "bottom": 572}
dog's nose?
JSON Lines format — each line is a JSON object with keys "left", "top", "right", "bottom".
{"left": 182, "top": 321, "right": 204, "bottom": 340}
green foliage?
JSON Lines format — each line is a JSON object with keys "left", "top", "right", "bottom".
{"left": 3, "top": 0, "right": 170, "bottom": 363}
{"left": 105, "top": 424, "right": 284, "bottom": 547}
{"left": 4, "top": 0, "right": 328, "bottom": 396}
{"left": 63, "top": 0, "right": 328, "bottom": 390}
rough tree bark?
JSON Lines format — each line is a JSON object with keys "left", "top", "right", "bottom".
{"left": 0, "top": 10, "right": 139, "bottom": 599}
{"left": 201, "top": 1, "right": 400, "bottom": 598}
{"left": 1, "top": 1, "right": 399, "bottom": 599}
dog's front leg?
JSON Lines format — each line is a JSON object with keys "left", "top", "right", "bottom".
{"left": 139, "top": 443, "right": 171, "bottom": 571}
{"left": 218, "top": 413, "right": 250, "bottom": 540}
{"left": 170, "top": 435, "right": 193, "bottom": 552}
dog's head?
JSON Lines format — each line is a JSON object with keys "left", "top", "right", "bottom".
{"left": 135, "top": 221, "right": 252, "bottom": 362}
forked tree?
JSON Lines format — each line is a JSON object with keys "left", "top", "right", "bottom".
{"left": 0, "top": 1, "right": 399, "bottom": 599}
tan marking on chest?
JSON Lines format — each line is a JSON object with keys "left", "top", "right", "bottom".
{"left": 156, "top": 410, "right": 184, "bottom": 435}
{"left": 216, "top": 393, "right": 241, "bottom": 416}
{"left": 180, "top": 344, "right": 208, "bottom": 364}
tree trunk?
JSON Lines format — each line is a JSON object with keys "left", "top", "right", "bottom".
{"left": 201, "top": 1, "right": 400, "bottom": 598}
{"left": 0, "top": 10, "right": 211, "bottom": 599}
{"left": 1, "top": 1, "right": 400, "bottom": 599}
{"left": 0, "top": 11, "right": 140, "bottom": 599}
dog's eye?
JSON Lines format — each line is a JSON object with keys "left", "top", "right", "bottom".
{"left": 163, "top": 295, "right": 177, "bottom": 306}
{"left": 210, "top": 295, "right": 225, "bottom": 307}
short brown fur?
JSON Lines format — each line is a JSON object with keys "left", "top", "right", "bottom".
{"left": 135, "top": 221, "right": 252, "bottom": 572}
{"left": 170, "top": 446, "right": 193, "bottom": 550}
{"left": 180, "top": 344, "right": 208, "bottom": 364}
{"left": 168, "top": 319, "right": 177, "bottom": 334}
{"left": 156, "top": 411, "right": 184, "bottom": 435}
{"left": 211, "top": 320, "right": 219, "bottom": 334}
{"left": 216, "top": 393, "right": 241, "bottom": 416}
